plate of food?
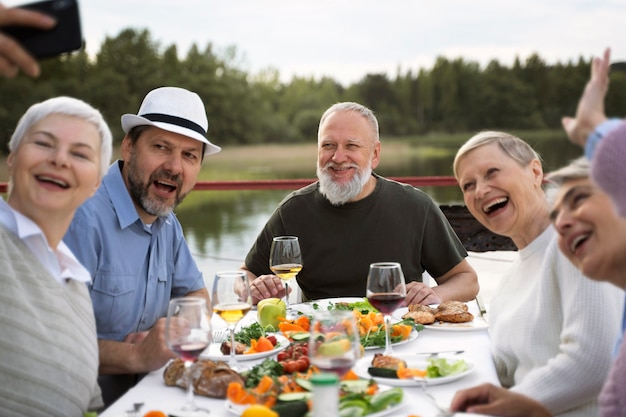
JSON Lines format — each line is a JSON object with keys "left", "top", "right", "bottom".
{"left": 292, "top": 298, "right": 419, "bottom": 349}
{"left": 353, "top": 353, "right": 475, "bottom": 387}
{"left": 200, "top": 333, "right": 290, "bottom": 361}
{"left": 394, "top": 301, "right": 488, "bottom": 332}
{"left": 225, "top": 383, "right": 406, "bottom": 417}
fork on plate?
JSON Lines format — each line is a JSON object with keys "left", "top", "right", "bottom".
{"left": 212, "top": 328, "right": 229, "bottom": 344}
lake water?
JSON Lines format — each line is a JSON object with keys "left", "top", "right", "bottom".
{"left": 176, "top": 137, "right": 581, "bottom": 302}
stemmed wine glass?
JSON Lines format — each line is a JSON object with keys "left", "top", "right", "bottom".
{"left": 165, "top": 297, "right": 212, "bottom": 416}
{"left": 366, "top": 262, "right": 407, "bottom": 355}
{"left": 309, "top": 310, "right": 361, "bottom": 377}
{"left": 211, "top": 270, "right": 252, "bottom": 370}
{"left": 269, "top": 236, "right": 303, "bottom": 315}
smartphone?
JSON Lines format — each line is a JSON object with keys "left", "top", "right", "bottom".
{"left": 1, "top": 0, "right": 83, "bottom": 59}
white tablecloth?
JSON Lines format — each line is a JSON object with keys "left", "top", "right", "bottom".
{"left": 100, "top": 300, "right": 498, "bottom": 417}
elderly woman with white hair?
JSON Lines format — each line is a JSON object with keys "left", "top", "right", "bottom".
{"left": 0, "top": 96, "right": 112, "bottom": 416}
{"left": 450, "top": 156, "right": 626, "bottom": 417}
{"left": 452, "top": 131, "right": 623, "bottom": 417}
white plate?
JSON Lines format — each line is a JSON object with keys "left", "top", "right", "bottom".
{"left": 393, "top": 307, "right": 489, "bottom": 332}
{"left": 363, "top": 328, "right": 418, "bottom": 350}
{"left": 292, "top": 297, "right": 366, "bottom": 315}
{"left": 225, "top": 385, "right": 406, "bottom": 416}
{"left": 200, "top": 334, "right": 289, "bottom": 361}
{"left": 353, "top": 353, "right": 475, "bottom": 386}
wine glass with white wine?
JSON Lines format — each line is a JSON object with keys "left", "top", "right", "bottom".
{"left": 165, "top": 297, "right": 212, "bottom": 416}
{"left": 211, "top": 270, "right": 252, "bottom": 370}
{"left": 269, "top": 236, "right": 303, "bottom": 315}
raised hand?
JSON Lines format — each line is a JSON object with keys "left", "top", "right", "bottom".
{"left": 561, "top": 47, "right": 611, "bottom": 147}
{"left": 0, "top": 3, "right": 56, "bottom": 77}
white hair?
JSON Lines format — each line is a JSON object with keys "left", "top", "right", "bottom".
{"left": 9, "top": 96, "right": 113, "bottom": 178}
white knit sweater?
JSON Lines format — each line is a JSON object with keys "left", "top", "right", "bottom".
{"left": 0, "top": 225, "right": 102, "bottom": 417}
{"left": 489, "top": 226, "right": 624, "bottom": 417}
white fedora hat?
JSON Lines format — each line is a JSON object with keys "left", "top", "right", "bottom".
{"left": 121, "top": 86, "right": 221, "bottom": 156}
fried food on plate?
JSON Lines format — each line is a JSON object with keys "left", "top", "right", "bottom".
{"left": 403, "top": 300, "right": 474, "bottom": 324}
{"left": 371, "top": 353, "right": 407, "bottom": 369}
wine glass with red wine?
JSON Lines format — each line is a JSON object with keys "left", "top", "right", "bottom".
{"left": 165, "top": 297, "right": 212, "bottom": 415}
{"left": 366, "top": 262, "right": 407, "bottom": 355}
{"left": 309, "top": 310, "right": 361, "bottom": 377}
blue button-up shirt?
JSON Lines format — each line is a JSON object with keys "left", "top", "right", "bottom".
{"left": 64, "top": 161, "right": 204, "bottom": 341}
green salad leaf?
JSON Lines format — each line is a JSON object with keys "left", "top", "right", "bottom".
{"left": 426, "top": 357, "right": 468, "bottom": 378}
{"left": 240, "top": 358, "right": 284, "bottom": 388}
{"left": 234, "top": 322, "right": 266, "bottom": 345}
{"left": 328, "top": 298, "right": 377, "bottom": 314}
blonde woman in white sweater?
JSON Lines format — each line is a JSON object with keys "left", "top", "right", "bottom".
{"left": 0, "top": 97, "right": 112, "bottom": 416}
{"left": 452, "top": 131, "right": 623, "bottom": 417}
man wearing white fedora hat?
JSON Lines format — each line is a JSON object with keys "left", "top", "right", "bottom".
{"left": 64, "top": 86, "right": 221, "bottom": 406}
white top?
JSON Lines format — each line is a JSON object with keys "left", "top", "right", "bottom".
{"left": 0, "top": 199, "right": 90, "bottom": 285}
{"left": 489, "top": 225, "right": 624, "bottom": 417}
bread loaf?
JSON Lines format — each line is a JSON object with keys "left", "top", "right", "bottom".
{"left": 163, "top": 358, "right": 244, "bottom": 398}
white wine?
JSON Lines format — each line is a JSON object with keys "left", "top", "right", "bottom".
{"left": 213, "top": 302, "right": 251, "bottom": 324}
{"left": 270, "top": 263, "right": 303, "bottom": 281}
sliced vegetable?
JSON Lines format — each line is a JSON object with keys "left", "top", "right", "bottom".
{"left": 369, "top": 387, "right": 403, "bottom": 412}
{"left": 294, "top": 377, "right": 313, "bottom": 392}
{"left": 245, "top": 336, "right": 276, "bottom": 354}
{"left": 339, "top": 406, "right": 367, "bottom": 417}
{"left": 397, "top": 366, "right": 427, "bottom": 379}
{"left": 367, "top": 367, "right": 398, "bottom": 379}
{"left": 339, "top": 398, "right": 370, "bottom": 414}
{"left": 277, "top": 392, "right": 313, "bottom": 402}
{"left": 290, "top": 332, "right": 310, "bottom": 342}
{"left": 271, "top": 401, "right": 309, "bottom": 417}
{"left": 340, "top": 379, "right": 372, "bottom": 394}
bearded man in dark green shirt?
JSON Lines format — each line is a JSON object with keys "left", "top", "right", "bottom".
{"left": 243, "top": 102, "right": 479, "bottom": 305}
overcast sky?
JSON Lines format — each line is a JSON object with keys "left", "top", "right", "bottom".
{"left": 7, "top": 0, "right": 626, "bottom": 85}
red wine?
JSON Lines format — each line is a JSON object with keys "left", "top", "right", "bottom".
{"left": 368, "top": 293, "right": 405, "bottom": 314}
{"left": 312, "top": 357, "right": 354, "bottom": 376}
{"left": 171, "top": 342, "right": 209, "bottom": 362}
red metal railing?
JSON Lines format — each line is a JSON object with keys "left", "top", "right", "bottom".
{"left": 0, "top": 176, "right": 459, "bottom": 193}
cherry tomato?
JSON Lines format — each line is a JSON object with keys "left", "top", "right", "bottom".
{"left": 277, "top": 352, "right": 289, "bottom": 361}
{"left": 284, "top": 361, "right": 299, "bottom": 374}
{"left": 267, "top": 335, "right": 278, "bottom": 346}
{"left": 295, "top": 358, "right": 309, "bottom": 372}
{"left": 299, "top": 356, "right": 310, "bottom": 368}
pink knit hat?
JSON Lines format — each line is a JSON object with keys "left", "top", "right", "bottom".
{"left": 592, "top": 122, "right": 626, "bottom": 217}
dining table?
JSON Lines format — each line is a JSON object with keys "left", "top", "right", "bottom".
{"left": 99, "top": 298, "right": 498, "bottom": 417}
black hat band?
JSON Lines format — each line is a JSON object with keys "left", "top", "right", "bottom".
{"left": 141, "top": 113, "right": 206, "bottom": 136}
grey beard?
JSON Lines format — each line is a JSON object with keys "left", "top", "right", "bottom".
{"left": 317, "top": 163, "right": 372, "bottom": 206}
{"left": 126, "top": 155, "right": 182, "bottom": 219}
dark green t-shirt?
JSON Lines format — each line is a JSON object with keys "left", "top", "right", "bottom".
{"left": 245, "top": 174, "right": 467, "bottom": 300}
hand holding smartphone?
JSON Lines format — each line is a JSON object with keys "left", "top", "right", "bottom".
{"left": 1, "top": 0, "right": 83, "bottom": 59}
